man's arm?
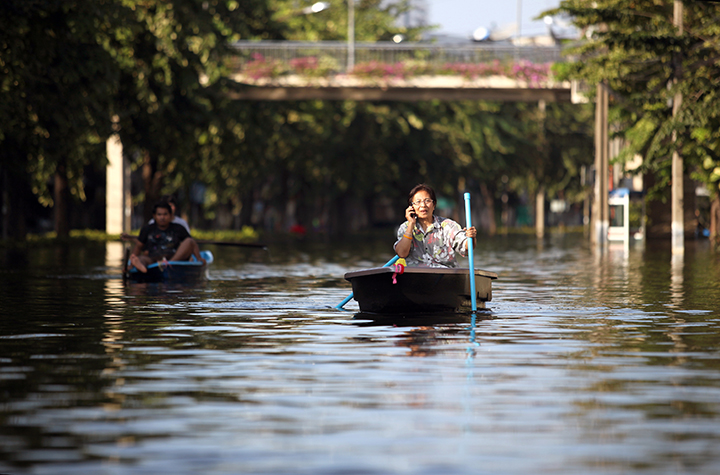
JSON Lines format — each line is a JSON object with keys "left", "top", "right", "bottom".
{"left": 132, "top": 225, "right": 150, "bottom": 256}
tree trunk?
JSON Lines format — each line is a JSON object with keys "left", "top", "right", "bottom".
{"left": 644, "top": 169, "right": 697, "bottom": 240}
{"left": 4, "top": 168, "right": 29, "bottom": 240}
{"left": 329, "top": 193, "right": 347, "bottom": 237}
{"left": 711, "top": 195, "right": 720, "bottom": 247}
{"left": 479, "top": 183, "right": 496, "bottom": 236}
{"left": 536, "top": 185, "right": 546, "bottom": 239}
{"left": 239, "top": 189, "right": 254, "bottom": 229}
{"left": 54, "top": 163, "right": 70, "bottom": 237}
{"left": 141, "top": 150, "right": 163, "bottom": 222}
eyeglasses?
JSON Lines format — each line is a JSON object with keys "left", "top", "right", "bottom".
{"left": 411, "top": 198, "right": 434, "bottom": 206}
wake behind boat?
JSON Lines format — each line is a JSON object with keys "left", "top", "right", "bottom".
{"left": 344, "top": 265, "right": 497, "bottom": 314}
{"left": 125, "top": 250, "right": 214, "bottom": 283}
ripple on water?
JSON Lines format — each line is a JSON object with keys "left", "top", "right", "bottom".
{"left": 2, "top": 237, "right": 720, "bottom": 474}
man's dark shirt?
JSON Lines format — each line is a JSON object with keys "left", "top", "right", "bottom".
{"left": 138, "top": 222, "right": 190, "bottom": 259}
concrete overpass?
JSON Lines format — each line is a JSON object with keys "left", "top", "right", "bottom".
{"left": 228, "top": 75, "right": 573, "bottom": 103}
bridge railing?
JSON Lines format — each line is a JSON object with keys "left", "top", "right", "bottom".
{"left": 231, "top": 41, "right": 564, "bottom": 77}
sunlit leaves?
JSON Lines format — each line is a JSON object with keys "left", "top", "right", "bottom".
{"left": 269, "top": 0, "right": 425, "bottom": 42}
{"left": 547, "top": 0, "right": 720, "bottom": 198}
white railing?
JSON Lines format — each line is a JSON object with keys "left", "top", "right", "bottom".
{"left": 231, "top": 40, "right": 564, "bottom": 74}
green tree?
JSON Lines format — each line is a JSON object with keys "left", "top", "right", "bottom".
{"left": 0, "top": 0, "right": 283, "bottom": 237}
{"left": 545, "top": 0, "right": 720, "bottom": 240}
{"left": 1, "top": 1, "right": 116, "bottom": 237}
{"left": 270, "top": 0, "right": 424, "bottom": 42}
{"left": 103, "top": 0, "right": 285, "bottom": 222}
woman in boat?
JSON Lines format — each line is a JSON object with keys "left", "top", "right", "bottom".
{"left": 394, "top": 184, "right": 476, "bottom": 268}
{"left": 129, "top": 201, "right": 205, "bottom": 273}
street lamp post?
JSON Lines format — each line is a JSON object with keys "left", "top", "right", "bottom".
{"left": 298, "top": 1, "right": 352, "bottom": 70}
{"left": 300, "top": 1, "right": 352, "bottom": 71}
{"left": 516, "top": 0, "right": 522, "bottom": 40}
{"left": 514, "top": 0, "right": 522, "bottom": 61}
{"left": 347, "top": 0, "right": 355, "bottom": 71}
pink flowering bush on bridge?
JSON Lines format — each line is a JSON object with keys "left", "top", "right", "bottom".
{"left": 240, "top": 53, "right": 338, "bottom": 79}
{"left": 240, "top": 53, "right": 286, "bottom": 80}
{"left": 240, "top": 54, "right": 552, "bottom": 86}
{"left": 351, "top": 59, "right": 551, "bottom": 86}
{"left": 510, "top": 61, "right": 551, "bottom": 85}
{"left": 349, "top": 60, "right": 436, "bottom": 79}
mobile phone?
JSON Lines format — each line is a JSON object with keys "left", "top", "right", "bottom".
{"left": 410, "top": 207, "right": 417, "bottom": 219}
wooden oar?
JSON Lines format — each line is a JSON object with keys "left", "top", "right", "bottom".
{"left": 196, "top": 240, "right": 267, "bottom": 249}
{"left": 464, "top": 192, "right": 477, "bottom": 312}
{"left": 336, "top": 255, "right": 400, "bottom": 309}
{"left": 120, "top": 235, "right": 266, "bottom": 249}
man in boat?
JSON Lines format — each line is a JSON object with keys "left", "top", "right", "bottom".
{"left": 122, "top": 194, "right": 190, "bottom": 242}
{"left": 394, "top": 184, "right": 477, "bottom": 268}
{"left": 129, "top": 201, "right": 206, "bottom": 273}
{"left": 149, "top": 194, "right": 190, "bottom": 233}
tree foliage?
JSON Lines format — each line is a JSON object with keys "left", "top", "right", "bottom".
{"left": 270, "top": 0, "right": 425, "bottom": 42}
{"left": 546, "top": 0, "right": 720, "bottom": 237}
{"left": 0, "top": 0, "right": 283, "bottom": 235}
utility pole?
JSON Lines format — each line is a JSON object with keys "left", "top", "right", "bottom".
{"left": 592, "top": 82, "right": 609, "bottom": 247}
{"left": 671, "top": 0, "right": 684, "bottom": 254}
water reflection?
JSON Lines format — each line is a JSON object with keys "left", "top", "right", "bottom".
{"left": 670, "top": 252, "right": 684, "bottom": 308}
{"left": 105, "top": 241, "right": 126, "bottom": 271}
{"left": 352, "top": 311, "right": 490, "bottom": 358}
{"left": 352, "top": 311, "right": 478, "bottom": 327}
{"left": 2, "top": 235, "right": 720, "bottom": 474}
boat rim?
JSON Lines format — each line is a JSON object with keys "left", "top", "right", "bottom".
{"left": 344, "top": 266, "right": 498, "bottom": 280}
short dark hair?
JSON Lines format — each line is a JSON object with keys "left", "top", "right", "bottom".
{"left": 408, "top": 184, "right": 437, "bottom": 206}
{"left": 153, "top": 201, "right": 172, "bottom": 214}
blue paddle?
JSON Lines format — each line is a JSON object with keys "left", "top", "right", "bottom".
{"left": 336, "top": 255, "right": 400, "bottom": 309}
{"left": 464, "top": 192, "right": 477, "bottom": 312}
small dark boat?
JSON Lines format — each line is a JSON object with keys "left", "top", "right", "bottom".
{"left": 126, "top": 250, "right": 214, "bottom": 283}
{"left": 344, "top": 266, "right": 498, "bottom": 314}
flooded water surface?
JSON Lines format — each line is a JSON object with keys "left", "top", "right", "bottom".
{"left": 1, "top": 234, "right": 720, "bottom": 474}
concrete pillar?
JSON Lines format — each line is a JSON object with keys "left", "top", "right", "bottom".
{"left": 105, "top": 134, "right": 131, "bottom": 234}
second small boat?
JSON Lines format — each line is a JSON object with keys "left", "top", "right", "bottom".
{"left": 344, "top": 265, "right": 498, "bottom": 314}
{"left": 125, "top": 250, "right": 214, "bottom": 283}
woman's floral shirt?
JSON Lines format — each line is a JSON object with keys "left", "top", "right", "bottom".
{"left": 395, "top": 215, "right": 469, "bottom": 267}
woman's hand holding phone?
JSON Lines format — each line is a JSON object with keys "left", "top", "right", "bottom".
{"left": 406, "top": 205, "right": 417, "bottom": 223}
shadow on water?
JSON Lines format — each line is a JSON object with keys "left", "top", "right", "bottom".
{"left": 350, "top": 310, "right": 491, "bottom": 358}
